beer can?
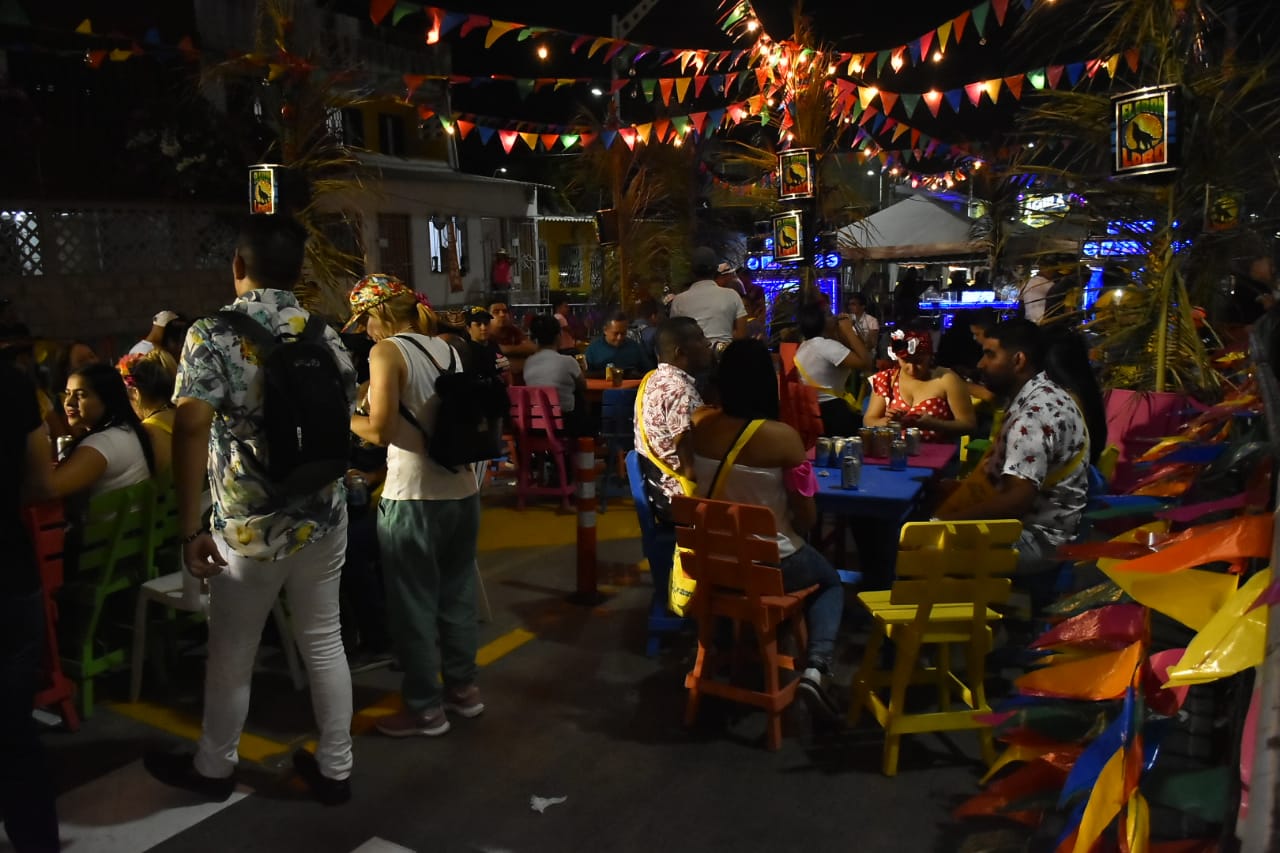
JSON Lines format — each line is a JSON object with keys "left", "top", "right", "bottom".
{"left": 815, "top": 437, "right": 834, "bottom": 468}
{"left": 345, "top": 472, "right": 368, "bottom": 507}
{"left": 841, "top": 455, "right": 862, "bottom": 489}
{"left": 859, "top": 426, "right": 873, "bottom": 449}
{"left": 873, "top": 427, "right": 894, "bottom": 458}
{"left": 889, "top": 438, "right": 908, "bottom": 471}
{"left": 832, "top": 437, "right": 848, "bottom": 464}
{"left": 56, "top": 435, "right": 72, "bottom": 460}
{"left": 845, "top": 436, "right": 863, "bottom": 461}
{"left": 905, "top": 427, "right": 922, "bottom": 455}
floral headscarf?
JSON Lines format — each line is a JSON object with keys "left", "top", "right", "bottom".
{"left": 342, "top": 274, "right": 428, "bottom": 331}
{"left": 888, "top": 328, "right": 933, "bottom": 361}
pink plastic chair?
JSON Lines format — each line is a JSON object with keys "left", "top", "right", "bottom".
{"left": 508, "top": 385, "right": 574, "bottom": 511}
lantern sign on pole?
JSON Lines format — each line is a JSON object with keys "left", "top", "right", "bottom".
{"left": 773, "top": 210, "right": 805, "bottom": 263}
{"left": 249, "top": 164, "right": 282, "bottom": 214}
{"left": 1111, "top": 85, "right": 1179, "bottom": 178}
{"left": 778, "top": 149, "right": 816, "bottom": 200}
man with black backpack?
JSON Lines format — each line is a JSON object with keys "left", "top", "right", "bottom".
{"left": 145, "top": 214, "right": 358, "bottom": 806}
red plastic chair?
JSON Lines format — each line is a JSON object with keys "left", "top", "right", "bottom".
{"left": 508, "top": 385, "right": 575, "bottom": 511}
{"left": 23, "top": 500, "right": 80, "bottom": 731}
{"left": 778, "top": 368, "right": 823, "bottom": 453}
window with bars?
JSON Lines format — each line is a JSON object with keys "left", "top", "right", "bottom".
{"left": 428, "top": 215, "right": 467, "bottom": 275}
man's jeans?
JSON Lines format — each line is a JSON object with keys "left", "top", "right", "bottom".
{"left": 377, "top": 495, "right": 481, "bottom": 714}
{"left": 1, "top": 589, "right": 59, "bottom": 851}
{"left": 196, "top": 517, "right": 353, "bottom": 782}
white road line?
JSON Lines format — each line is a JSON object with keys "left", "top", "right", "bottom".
{"left": 349, "top": 838, "right": 416, "bottom": 853}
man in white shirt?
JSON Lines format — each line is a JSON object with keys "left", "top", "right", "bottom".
{"left": 1020, "top": 266, "right": 1059, "bottom": 324}
{"left": 793, "top": 303, "right": 870, "bottom": 435}
{"left": 128, "top": 310, "right": 182, "bottom": 356}
{"left": 847, "top": 292, "right": 880, "bottom": 352}
{"left": 670, "top": 247, "right": 747, "bottom": 345}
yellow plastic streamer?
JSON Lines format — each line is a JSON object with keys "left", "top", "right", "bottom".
{"left": 1102, "top": 566, "right": 1239, "bottom": 632}
{"left": 1121, "top": 791, "right": 1150, "bottom": 853}
{"left": 1073, "top": 741, "right": 1142, "bottom": 853}
{"left": 1164, "top": 568, "right": 1271, "bottom": 688}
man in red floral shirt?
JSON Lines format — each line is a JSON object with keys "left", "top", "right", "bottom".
{"left": 937, "top": 319, "right": 1088, "bottom": 586}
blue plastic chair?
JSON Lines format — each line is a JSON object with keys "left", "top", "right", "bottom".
{"left": 598, "top": 386, "right": 639, "bottom": 512}
{"left": 626, "top": 450, "right": 688, "bottom": 656}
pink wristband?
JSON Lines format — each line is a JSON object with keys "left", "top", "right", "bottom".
{"left": 784, "top": 460, "right": 818, "bottom": 497}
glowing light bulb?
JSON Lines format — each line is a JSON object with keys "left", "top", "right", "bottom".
{"left": 890, "top": 51, "right": 905, "bottom": 72}
{"left": 536, "top": 45, "right": 549, "bottom": 60}
{"left": 827, "top": 63, "right": 837, "bottom": 75}
{"left": 746, "top": 19, "right": 759, "bottom": 32}
{"left": 932, "top": 50, "right": 943, "bottom": 62}
{"left": 972, "top": 160, "right": 984, "bottom": 170}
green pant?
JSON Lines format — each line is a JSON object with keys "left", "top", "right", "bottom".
{"left": 377, "top": 494, "right": 481, "bottom": 713}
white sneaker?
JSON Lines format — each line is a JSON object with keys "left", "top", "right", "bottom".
{"left": 797, "top": 667, "right": 841, "bottom": 721}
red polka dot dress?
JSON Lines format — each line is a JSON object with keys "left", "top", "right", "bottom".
{"left": 870, "top": 368, "right": 955, "bottom": 442}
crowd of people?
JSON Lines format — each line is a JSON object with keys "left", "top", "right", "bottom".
{"left": 2, "top": 219, "right": 1113, "bottom": 851}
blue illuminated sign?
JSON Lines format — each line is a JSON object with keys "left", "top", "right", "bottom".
{"left": 746, "top": 252, "right": 841, "bottom": 271}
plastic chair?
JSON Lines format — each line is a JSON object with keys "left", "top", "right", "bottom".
{"left": 129, "top": 481, "right": 306, "bottom": 702}
{"left": 23, "top": 501, "right": 80, "bottom": 731}
{"left": 508, "top": 385, "right": 574, "bottom": 511}
{"left": 779, "top": 341, "right": 798, "bottom": 376}
{"left": 62, "top": 480, "right": 157, "bottom": 717}
{"left": 847, "top": 519, "right": 1021, "bottom": 776}
{"left": 625, "top": 451, "right": 688, "bottom": 656}
{"left": 598, "top": 386, "right": 638, "bottom": 512}
{"left": 778, "top": 369, "right": 823, "bottom": 453}
{"left": 672, "top": 495, "right": 818, "bottom": 751}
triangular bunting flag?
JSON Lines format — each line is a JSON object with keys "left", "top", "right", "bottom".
{"left": 922, "top": 90, "right": 943, "bottom": 117}
{"left": 1106, "top": 54, "right": 1120, "bottom": 77}
{"left": 671, "top": 116, "right": 690, "bottom": 136}
{"left": 368, "top": 0, "right": 393, "bottom": 25}
{"left": 859, "top": 105, "right": 878, "bottom": 126}
{"left": 900, "top": 92, "right": 921, "bottom": 117}
{"left": 477, "top": 126, "right": 495, "bottom": 144}
{"left": 653, "top": 118, "right": 670, "bottom": 141}
{"left": 540, "top": 133, "right": 559, "bottom": 150}
{"left": 870, "top": 113, "right": 886, "bottom": 133}
{"left": 440, "top": 11, "right": 467, "bottom": 36}
{"left": 992, "top": 0, "right": 1010, "bottom": 27}
{"left": 965, "top": 81, "right": 985, "bottom": 106}
{"left": 983, "top": 78, "right": 1002, "bottom": 103}
{"left": 617, "top": 128, "right": 637, "bottom": 150}
{"left": 755, "top": 67, "right": 770, "bottom": 92}
{"left": 919, "top": 31, "right": 934, "bottom": 60}
{"left": 391, "top": 1, "right": 418, "bottom": 26}
{"left": 554, "top": 78, "right": 575, "bottom": 91}
{"left": 587, "top": 37, "right": 611, "bottom": 58}
{"left": 1125, "top": 48, "right": 1140, "bottom": 72}
{"left": 601, "top": 129, "right": 618, "bottom": 149}
{"left": 455, "top": 119, "right": 475, "bottom": 140}
{"left": 954, "top": 10, "right": 970, "bottom": 41}
{"left": 1047, "top": 65, "right": 1064, "bottom": 88}
{"left": 910, "top": 129, "right": 921, "bottom": 147}
{"left": 642, "top": 79, "right": 657, "bottom": 101}
{"left": 1027, "top": 68, "right": 1047, "bottom": 90}
{"left": 578, "top": 131, "right": 596, "bottom": 147}
{"left": 972, "top": 0, "right": 991, "bottom": 36}
{"left": 1066, "top": 62, "right": 1084, "bottom": 85}
{"left": 634, "top": 123, "right": 652, "bottom": 143}
{"left": 891, "top": 122, "right": 910, "bottom": 143}
{"left": 498, "top": 129, "right": 519, "bottom": 153}
{"left": 403, "top": 74, "right": 428, "bottom": 98}
{"left": 706, "top": 107, "right": 725, "bottom": 132}
{"left": 937, "top": 20, "right": 952, "bottom": 51}
{"left": 858, "top": 86, "right": 878, "bottom": 110}
{"left": 75, "top": 17, "right": 93, "bottom": 34}
{"left": 675, "top": 77, "right": 691, "bottom": 102}
{"left": 559, "top": 134, "right": 579, "bottom": 150}
{"left": 517, "top": 131, "right": 537, "bottom": 151}
{"left": 694, "top": 75, "right": 709, "bottom": 98}
{"left": 690, "top": 111, "right": 707, "bottom": 134}
{"left": 570, "top": 34, "right": 591, "bottom": 53}
{"left": 876, "top": 51, "right": 891, "bottom": 75}
{"left": 1086, "top": 58, "right": 1103, "bottom": 78}
{"left": 485, "top": 20, "right": 522, "bottom": 49}
{"left": 944, "top": 89, "right": 964, "bottom": 112}
{"left": 1004, "top": 75, "right": 1024, "bottom": 99}
{"left": 659, "top": 78, "right": 675, "bottom": 105}
{"left": 459, "top": 14, "right": 489, "bottom": 38}
{"left": 880, "top": 90, "right": 899, "bottom": 115}
{"left": 603, "top": 41, "right": 628, "bottom": 63}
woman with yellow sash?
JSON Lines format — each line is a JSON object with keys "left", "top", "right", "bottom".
{"left": 792, "top": 302, "right": 871, "bottom": 435}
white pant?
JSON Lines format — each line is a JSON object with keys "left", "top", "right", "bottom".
{"left": 195, "top": 517, "right": 353, "bottom": 781}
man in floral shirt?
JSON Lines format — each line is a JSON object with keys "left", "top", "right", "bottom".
{"left": 634, "top": 317, "right": 712, "bottom": 524}
{"left": 938, "top": 319, "right": 1088, "bottom": 582}
{"left": 145, "top": 214, "right": 358, "bottom": 806}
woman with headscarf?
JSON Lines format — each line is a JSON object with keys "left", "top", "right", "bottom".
{"left": 863, "top": 326, "right": 976, "bottom": 443}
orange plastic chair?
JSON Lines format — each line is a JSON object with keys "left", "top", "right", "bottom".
{"left": 778, "top": 368, "right": 823, "bottom": 452}
{"left": 508, "top": 385, "right": 575, "bottom": 511}
{"left": 23, "top": 500, "right": 80, "bottom": 732}
{"left": 672, "top": 495, "right": 818, "bottom": 751}
{"left": 779, "top": 341, "right": 799, "bottom": 376}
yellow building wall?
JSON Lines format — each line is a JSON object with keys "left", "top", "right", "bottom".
{"left": 539, "top": 220, "right": 599, "bottom": 292}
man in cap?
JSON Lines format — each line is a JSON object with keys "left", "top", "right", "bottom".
{"left": 669, "top": 247, "right": 748, "bottom": 345}
{"left": 129, "top": 310, "right": 184, "bottom": 356}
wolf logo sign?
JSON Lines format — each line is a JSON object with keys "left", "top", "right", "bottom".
{"left": 1113, "top": 86, "right": 1177, "bottom": 177}
{"left": 778, "top": 149, "right": 816, "bottom": 200}
{"left": 772, "top": 210, "right": 804, "bottom": 262}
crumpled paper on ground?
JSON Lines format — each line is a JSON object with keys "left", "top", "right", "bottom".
{"left": 530, "top": 795, "right": 567, "bottom": 813}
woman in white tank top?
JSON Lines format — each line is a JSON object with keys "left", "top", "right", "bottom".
{"left": 346, "top": 275, "right": 486, "bottom": 738}
{"left": 688, "top": 339, "right": 845, "bottom": 721}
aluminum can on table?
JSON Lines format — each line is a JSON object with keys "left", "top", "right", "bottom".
{"left": 815, "top": 437, "right": 834, "bottom": 468}
{"left": 844, "top": 436, "right": 863, "bottom": 461}
{"left": 841, "top": 455, "right": 862, "bottom": 489}
{"left": 905, "top": 427, "right": 922, "bottom": 455}
{"left": 832, "top": 437, "right": 849, "bottom": 464}
{"left": 872, "top": 427, "right": 894, "bottom": 458}
{"left": 859, "top": 426, "right": 874, "bottom": 450}
{"left": 889, "top": 438, "right": 908, "bottom": 471}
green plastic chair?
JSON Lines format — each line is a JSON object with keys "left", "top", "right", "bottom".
{"left": 62, "top": 479, "right": 157, "bottom": 717}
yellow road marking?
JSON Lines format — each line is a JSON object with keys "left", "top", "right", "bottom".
{"left": 110, "top": 627, "right": 539, "bottom": 757}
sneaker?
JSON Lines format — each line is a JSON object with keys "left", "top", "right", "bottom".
{"left": 444, "top": 684, "right": 485, "bottom": 719}
{"left": 143, "top": 750, "right": 235, "bottom": 801}
{"left": 797, "top": 667, "right": 842, "bottom": 722}
{"left": 374, "top": 707, "right": 450, "bottom": 738}
{"left": 291, "top": 749, "right": 351, "bottom": 806}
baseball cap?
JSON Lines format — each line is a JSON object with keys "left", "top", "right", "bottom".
{"left": 466, "top": 306, "right": 493, "bottom": 324}
{"left": 343, "top": 273, "right": 415, "bottom": 331}
{"left": 716, "top": 262, "right": 737, "bottom": 276}
{"left": 152, "top": 310, "right": 179, "bottom": 327}
{"left": 690, "top": 246, "right": 718, "bottom": 275}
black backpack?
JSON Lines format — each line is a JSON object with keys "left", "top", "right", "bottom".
{"left": 217, "top": 310, "right": 351, "bottom": 496}
{"left": 395, "top": 335, "right": 509, "bottom": 470}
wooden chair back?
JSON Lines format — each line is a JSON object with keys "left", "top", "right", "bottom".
{"left": 77, "top": 480, "right": 157, "bottom": 588}
{"left": 509, "top": 385, "right": 566, "bottom": 444}
{"left": 778, "top": 370, "right": 823, "bottom": 451}
{"left": 672, "top": 495, "right": 785, "bottom": 604}
{"left": 889, "top": 520, "right": 1021, "bottom": 630}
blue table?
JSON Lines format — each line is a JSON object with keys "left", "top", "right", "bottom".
{"left": 813, "top": 464, "right": 933, "bottom": 589}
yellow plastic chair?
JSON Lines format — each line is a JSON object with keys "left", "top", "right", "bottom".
{"left": 847, "top": 519, "right": 1022, "bottom": 776}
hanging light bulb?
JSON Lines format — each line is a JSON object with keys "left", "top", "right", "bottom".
{"left": 536, "top": 44, "right": 549, "bottom": 60}
{"left": 745, "top": 18, "right": 759, "bottom": 32}
{"left": 932, "top": 50, "right": 943, "bottom": 62}
{"left": 890, "top": 50, "right": 905, "bottom": 72}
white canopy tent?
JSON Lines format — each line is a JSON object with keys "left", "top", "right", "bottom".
{"left": 837, "top": 194, "right": 989, "bottom": 261}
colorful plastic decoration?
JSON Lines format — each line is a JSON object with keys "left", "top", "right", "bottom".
{"left": 1031, "top": 604, "right": 1147, "bottom": 652}
{"left": 1163, "top": 568, "right": 1272, "bottom": 688}
{"left": 1016, "top": 642, "right": 1143, "bottom": 701}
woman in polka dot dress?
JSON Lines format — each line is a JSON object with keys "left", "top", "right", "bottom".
{"left": 864, "top": 327, "right": 977, "bottom": 443}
